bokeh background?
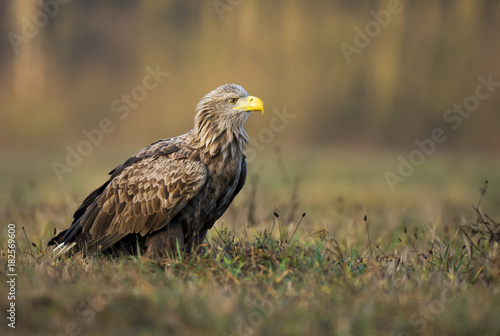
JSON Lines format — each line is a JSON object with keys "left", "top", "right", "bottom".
{"left": 3, "top": 3, "right": 500, "bottom": 335}
{"left": 1, "top": 0, "right": 500, "bottom": 234}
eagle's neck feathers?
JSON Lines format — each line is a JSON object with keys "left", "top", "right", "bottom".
{"left": 192, "top": 106, "right": 249, "bottom": 158}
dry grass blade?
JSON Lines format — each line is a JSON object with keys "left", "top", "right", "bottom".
{"left": 288, "top": 213, "right": 306, "bottom": 243}
{"left": 364, "top": 215, "right": 373, "bottom": 257}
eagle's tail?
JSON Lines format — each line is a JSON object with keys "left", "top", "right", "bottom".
{"left": 52, "top": 242, "right": 77, "bottom": 257}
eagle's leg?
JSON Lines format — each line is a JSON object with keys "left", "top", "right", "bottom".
{"left": 145, "top": 221, "right": 185, "bottom": 257}
{"left": 183, "top": 227, "right": 208, "bottom": 254}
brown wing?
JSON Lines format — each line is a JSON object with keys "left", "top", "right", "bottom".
{"left": 78, "top": 155, "right": 207, "bottom": 249}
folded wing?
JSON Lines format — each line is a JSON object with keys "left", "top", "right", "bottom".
{"left": 72, "top": 155, "right": 207, "bottom": 250}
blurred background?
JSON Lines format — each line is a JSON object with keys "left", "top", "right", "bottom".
{"left": 1, "top": 0, "right": 500, "bottom": 238}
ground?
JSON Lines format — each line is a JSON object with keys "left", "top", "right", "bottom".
{"left": 1, "top": 148, "right": 500, "bottom": 336}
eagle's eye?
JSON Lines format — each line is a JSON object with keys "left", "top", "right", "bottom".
{"left": 228, "top": 98, "right": 238, "bottom": 104}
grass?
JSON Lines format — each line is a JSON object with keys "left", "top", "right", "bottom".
{"left": 1, "top": 149, "right": 500, "bottom": 335}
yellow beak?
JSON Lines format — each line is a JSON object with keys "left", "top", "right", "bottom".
{"left": 233, "top": 96, "right": 265, "bottom": 115}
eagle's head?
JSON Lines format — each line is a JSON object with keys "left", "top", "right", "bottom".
{"left": 194, "top": 84, "right": 264, "bottom": 149}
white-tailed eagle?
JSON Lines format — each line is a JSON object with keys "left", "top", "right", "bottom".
{"left": 48, "top": 84, "right": 264, "bottom": 257}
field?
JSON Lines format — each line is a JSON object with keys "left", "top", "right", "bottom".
{"left": 1, "top": 149, "right": 500, "bottom": 336}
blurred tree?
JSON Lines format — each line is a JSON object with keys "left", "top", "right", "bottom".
{"left": 9, "top": 0, "right": 46, "bottom": 101}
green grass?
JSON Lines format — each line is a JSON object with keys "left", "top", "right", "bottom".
{"left": 1, "top": 150, "right": 500, "bottom": 336}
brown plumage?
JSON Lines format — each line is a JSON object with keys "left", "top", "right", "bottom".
{"left": 48, "top": 84, "right": 264, "bottom": 257}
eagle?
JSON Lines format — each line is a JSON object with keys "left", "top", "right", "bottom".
{"left": 48, "top": 84, "right": 264, "bottom": 257}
